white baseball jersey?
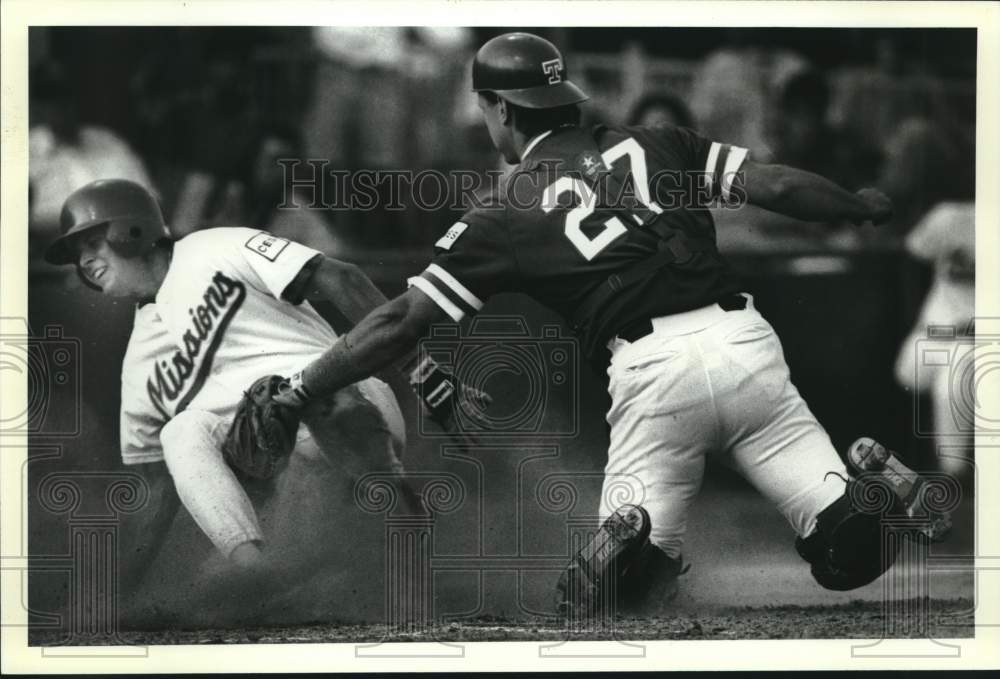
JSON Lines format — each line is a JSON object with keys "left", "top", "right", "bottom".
{"left": 152, "top": 226, "right": 340, "bottom": 418}
{"left": 120, "top": 303, "right": 174, "bottom": 464}
{"left": 119, "top": 227, "right": 344, "bottom": 464}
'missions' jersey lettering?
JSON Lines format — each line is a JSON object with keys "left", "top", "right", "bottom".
{"left": 147, "top": 271, "right": 245, "bottom": 418}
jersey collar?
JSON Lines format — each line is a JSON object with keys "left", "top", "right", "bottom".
{"left": 520, "top": 124, "right": 579, "bottom": 164}
{"left": 520, "top": 129, "right": 555, "bottom": 163}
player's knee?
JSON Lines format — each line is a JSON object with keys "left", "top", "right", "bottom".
{"left": 796, "top": 485, "right": 902, "bottom": 591}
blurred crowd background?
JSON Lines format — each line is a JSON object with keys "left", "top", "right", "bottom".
{"left": 28, "top": 27, "right": 975, "bottom": 252}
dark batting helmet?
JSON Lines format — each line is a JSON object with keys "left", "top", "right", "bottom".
{"left": 44, "top": 179, "right": 170, "bottom": 265}
{"left": 472, "top": 32, "right": 588, "bottom": 109}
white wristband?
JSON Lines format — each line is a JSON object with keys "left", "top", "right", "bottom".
{"left": 281, "top": 371, "right": 312, "bottom": 408}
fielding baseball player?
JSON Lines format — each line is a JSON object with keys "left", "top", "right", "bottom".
{"left": 263, "top": 33, "right": 950, "bottom": 616}
{"left": 42, "top": 178, "right": 428, "bottom": 592}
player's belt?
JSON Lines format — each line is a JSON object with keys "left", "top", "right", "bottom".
{"left": 616, "top": 293, "right": 748, "bottom": 343}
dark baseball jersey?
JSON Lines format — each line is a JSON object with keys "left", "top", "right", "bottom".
{"left": 409, "top": 124, "right": 749, "bottom": 357}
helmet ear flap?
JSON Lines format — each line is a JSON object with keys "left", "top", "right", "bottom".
{"left": 107, "top": 218, "right": 156, "bottom": 259}
{"left": 74, "top": 263, "right": 103, "bottom": 292}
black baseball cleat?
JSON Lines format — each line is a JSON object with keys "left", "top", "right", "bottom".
{"left": 847, "top": 437, "right": 952, "bottom": 542}
{"left": 619, "top": 542, "right": 689, "bottom": 616}
{"left": 555, "top": 504, "right": 652, "bottom": 620}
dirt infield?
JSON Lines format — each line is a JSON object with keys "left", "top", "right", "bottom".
{"left": 31, "top": 598, "right": 974, "bottom": 645}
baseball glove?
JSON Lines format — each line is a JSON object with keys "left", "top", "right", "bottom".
{"left": 222, "top": 375, "right": 301, "bottom": 480}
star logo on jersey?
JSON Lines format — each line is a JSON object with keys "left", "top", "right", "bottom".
{"left": 575, "top": 151, "right": 608, "bottom": 179}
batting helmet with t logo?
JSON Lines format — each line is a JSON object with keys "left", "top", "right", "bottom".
{"left": 472, "top": 32, "right": 589, "bottom": 109}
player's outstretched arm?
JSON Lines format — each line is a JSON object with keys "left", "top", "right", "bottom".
{"left": 284, "top": 256, "right": 491, "bottom": 435}
{"left": 298, "top": 256, "right": 451, "bottom": 406}
{"left": 116, "top": 462, "right": 181, "bottom": 595}
{"left": 299, "top": 287, "right": 446, "bottom": 398}
{"left": 276, "top": 287, "right": 487, "bottom": 430}
{"left": 737, "top": 159, "right": 893, "bottom": 226}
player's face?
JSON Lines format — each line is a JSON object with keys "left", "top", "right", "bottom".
{"left": 75, "top": 228, "right": 149, "bottom": 298}
{"left": 477, "top": 94, "right": 517, "bottom": 164}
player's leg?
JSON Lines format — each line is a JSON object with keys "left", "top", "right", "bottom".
{"left": 302, "top": 379, "right": 405, "bottom": 477}
{"left": 160, "top": 409, "right": 265, "bottom": 561}
{"left": 299, "top": 376, "right": 421, "bottom": 513}
{"left": 723, "top": 393, "right": 889, "bottom": 590}
{"left": 706, "top": 306, "right": 902, "bottom": 590}
{"left": 600, "top": 333, "right": 717, "bottom": 555}
{"left": 791, "top": 431, "right": 956, "bottom": 592}
{"left": 556, "top": 504, "right": 652, "bottom": 619}
{"left": 559, "top": 333, "right": 711, "bottom": 617}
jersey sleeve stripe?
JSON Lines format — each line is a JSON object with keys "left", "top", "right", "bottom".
{"left": 426, "top": 263, "right": 484, "bottom": 310}
{"left": 422, "top": 269, "right": 479, "bottom": 316}
{"left": 713, "top": 144, "right": 731, "bottom": 180}
{"left": 704, "top": 142, "right": 722, "bottom": 192}
{"left": 720, "top": 146, "right": 749, "bottom": 202}
{"left": 408, "top": 276, "right": 466, "bottom": 322}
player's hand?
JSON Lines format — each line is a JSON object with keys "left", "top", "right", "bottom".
{"left": 854, "top": 188, "right": 893, "bottom": 226}
{"left": 273, "top": 372, "right": 312, "bottom": 409}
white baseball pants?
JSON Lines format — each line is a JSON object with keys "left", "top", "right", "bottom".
{"left": 599, "top": 295, "right": 848, "bottom": 558}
